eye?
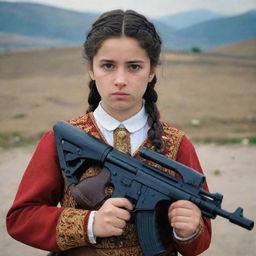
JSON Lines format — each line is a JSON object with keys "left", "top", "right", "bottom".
{"left": 102, "top": 63, "right": 114, "bottom": 70}
{"left": 129, "top": 64, "right": 141, "bottom": 71}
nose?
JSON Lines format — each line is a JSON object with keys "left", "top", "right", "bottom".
{"left": 114, "top": 68, "right": 127, "bottom": 88}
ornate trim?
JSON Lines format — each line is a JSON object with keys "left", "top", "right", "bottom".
{"left": 60, "top": 171, "right": 78, "bottom": 208}
{"left": 56, "top": 208, "right": 90, "bottom": 250}
{"left": 135, "top": 121, "right": 184, "bottom": 176}
{"left": 161, "top": 121, "right": 184, "bottom": 160}
{"left": 94, "top": 246, "right": 143, "bottom": 255}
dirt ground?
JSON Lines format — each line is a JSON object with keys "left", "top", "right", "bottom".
{"left": 1, "top": 144, "right": 255, "bottom": 256}
{"left": 0, "top": 46, "right": 255, "bottom": 255}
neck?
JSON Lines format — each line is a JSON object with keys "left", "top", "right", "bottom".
{"left": 101, "top": 103, "right": 143, "bottom": 122}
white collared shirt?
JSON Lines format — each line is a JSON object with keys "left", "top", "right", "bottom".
{"left": 93, "top": 103, "right": 150, "bottom": 154}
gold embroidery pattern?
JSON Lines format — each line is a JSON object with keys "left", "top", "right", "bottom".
{"left": 161, "top": 121, "right": 184, "bottom": 160}
{"left": 94, "top": 222, "right": 140, "bottom": 250}
{"left": 94, "top": 246, "right": 143, "bottom": 255}
{"left": 80, "top": 165, "right": 102, "bottom": 179}
{"left": 113, "top": 127, "right": 131, "bottom": 154}
{"left": 69, "top": 115, "right": 90, "bottom": 127}
{"left": 61, "top": 171, "right": 78, "bottom": 208}
{"left": 137, "top": 122, "right": 184, "bottom": 177}
{"left": 56, "top": 208, "right": 89, "bottom": 250}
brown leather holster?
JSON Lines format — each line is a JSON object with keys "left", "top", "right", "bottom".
{"left": 70, "top": 167, "right": 110, "bottom": 209}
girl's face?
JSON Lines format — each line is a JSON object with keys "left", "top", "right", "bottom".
{"left": 88, "top": 36, "right": 156, "bottom": 121}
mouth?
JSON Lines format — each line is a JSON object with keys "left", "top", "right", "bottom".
{"left": 112, "top": 91, "right": 129, "bottom": 97}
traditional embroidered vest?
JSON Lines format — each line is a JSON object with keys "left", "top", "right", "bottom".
{"left": 57, "top": 113, "right": 184, "bottom": 255}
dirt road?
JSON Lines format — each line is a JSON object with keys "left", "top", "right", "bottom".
{"left": 1, "top": 144, "right": 255, "bottom": 256}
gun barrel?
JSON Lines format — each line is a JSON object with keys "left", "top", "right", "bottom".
{"left": 215, "top": 207, "right": 254, "bottom": 230}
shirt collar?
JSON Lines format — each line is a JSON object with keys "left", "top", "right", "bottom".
{"left": 93, "top": 103, "right": 148, "bottom": 133}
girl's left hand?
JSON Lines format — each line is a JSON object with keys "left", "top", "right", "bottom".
{"left": 168, "top": 200, "right": 201, "bottom": 238}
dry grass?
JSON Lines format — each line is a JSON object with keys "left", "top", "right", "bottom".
{"left": 0, "top": 45, "right": 256, "bottom": 145}
{"left": 209, "top": 39, "right": 256, "bottom": 58}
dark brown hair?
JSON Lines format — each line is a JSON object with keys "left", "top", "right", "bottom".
{"left": 83, "top": 9, "right": 164, "bottom": 151}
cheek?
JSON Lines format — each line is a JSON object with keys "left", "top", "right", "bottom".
{"left": 94, "top": 77, "right": 111, "bottom": 98}
{"left": 137, "top": 76, "right": 149, "bottom": 93}
{"left": 136, "top": 77, "right": 150, "bottom": 99}
{"left": 95, "top": 82, "right": 104, "bottom": 96}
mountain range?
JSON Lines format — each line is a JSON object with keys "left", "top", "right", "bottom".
{"left": 0, "top": 1, "right": 256, "bottom": 51}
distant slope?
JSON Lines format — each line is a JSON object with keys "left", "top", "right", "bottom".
{"left": 176, "top": 10, "right": 256, "bottom": 49}
{"left": 0, "top": 2, "right": 256, "bottom": 51}
{"left": 0, "top": 32, "right": 75, "bottom": 51}
{"left": 209, "top": 39, "right": 256, "bottom": 58}
{"left": 159, "top": 9, "right": 223, "bottom": 29}
{"left": 0, "top": 2, "right": 98, "bottom": 43}
{"left": 152, "top": 20, "right": 177, "bottom": 49}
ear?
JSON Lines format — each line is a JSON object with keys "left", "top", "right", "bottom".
{"left": 88, "top": 64, "right": 95, "bottom": 80}
{"left": 148, "top": 67, "right": 157, "bottom": 82}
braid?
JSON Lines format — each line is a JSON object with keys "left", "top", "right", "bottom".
{"left": 86, "top": 80, "right": 101, "bottom": 113}
{"left": 144, "top": 76, "right": 164, "bottom": 151}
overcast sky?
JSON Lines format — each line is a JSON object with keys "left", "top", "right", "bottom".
{"left": 4, "top": 0, "right": 256, "bottom": 17}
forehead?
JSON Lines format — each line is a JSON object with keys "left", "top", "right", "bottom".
{"left": 94, "top": 37, "right": 150, "bottom": 62}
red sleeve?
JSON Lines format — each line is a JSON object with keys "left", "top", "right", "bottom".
{"left": 6, "top": 131, "right": 91, "bottom": 252}
{"left": 174, "top": 135, "right": 212, "bottom": 256}
{"left": 6, "top": 131, "right": 64, "bottom": 251}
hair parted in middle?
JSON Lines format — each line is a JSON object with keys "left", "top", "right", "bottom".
{"left": 83, "top": 9, "right": 164, "bottom": 151}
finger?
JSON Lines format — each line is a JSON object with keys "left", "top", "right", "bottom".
{"left": 115, "top": 207, "right": 132, "bottom": 221}
{"left": 170, "top": 213, "right": 201, "bottom": 232}
{"left": 169, "top": 207, "right": 194, "bottom": 219}
{"left": 171, "top": 215, "right": 191, "bottom": 224}
{"left": 109, "top": 198, "right": 134, "bottom": 211}
{"left": 112, "top": 217, "right": 127, "bottom": 229}
{"left": 172, "top": 221, "right": 191, "bottom": 231}
{"left": 169, "top": 201, "right": 189, "bottom": 212}
{"left": 172, "top": 200, "right": 198, "bottom": 210}
{"left": 169, "top": 201, "right": 201, "bottom": 216}
{"left": 111, "top": 227, "right": 125, "bottom": 237}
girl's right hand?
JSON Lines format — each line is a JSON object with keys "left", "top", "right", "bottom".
{"left": 93, "top": 198, "right": 133, "bottom": 237}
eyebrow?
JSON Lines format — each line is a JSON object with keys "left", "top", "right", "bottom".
{"left": 99, "top": 59, "right": 145, "bottom": 63}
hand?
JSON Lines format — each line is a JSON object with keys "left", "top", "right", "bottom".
{"left": 168, "top": 200, "right": 201, "bottom": 238}
{"left": 93, "top": 198, "right": 133, "bottom": 237}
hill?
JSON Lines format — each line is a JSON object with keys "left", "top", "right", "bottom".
{"left": 177, "top": 10, "right": 256, "bottom": 49}
{"left": 0, "top": 1, "right": 98, "bottom": 45}
{"left": 0, "top": 2, "right": 256, "bottom": 51}
{"left": 0, "top": 32, "right": 71, "bottom": 51}
{"left": 209, "top": 39, "right": 256, "bottom": 58}
{"left": 158, "top": 9, "right": 223, "bottom": 29}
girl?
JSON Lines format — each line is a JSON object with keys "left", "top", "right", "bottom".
{"left": 7, "top": 9, "right": 211, "bottom": 256}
